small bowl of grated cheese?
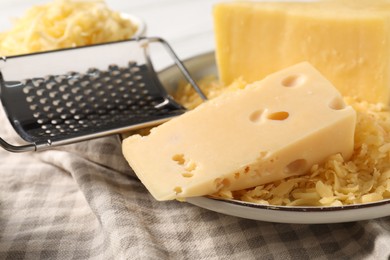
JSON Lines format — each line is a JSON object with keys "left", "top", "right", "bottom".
{"left": 0, "top": 0, "right": 146, "bottom": 56}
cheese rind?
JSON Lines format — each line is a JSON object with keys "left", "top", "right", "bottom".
{"left": 213, "top": 1, "right": 390, "bottom": 104}
{"left": 122, "top": 62, "right": 356, "bottom": 201}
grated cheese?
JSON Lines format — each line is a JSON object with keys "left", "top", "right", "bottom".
{"left": 0, "top": 0, "right": 138, "bottom": 56}
{"left": 175, "top": 79, "right": 390, "bottom": 206}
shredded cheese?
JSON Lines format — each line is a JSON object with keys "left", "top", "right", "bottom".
{"left": 175, "top": 79, "right": 390, "bottom": 206}
{"left": 0, "top": 0, "right": 138, "bottom": 56}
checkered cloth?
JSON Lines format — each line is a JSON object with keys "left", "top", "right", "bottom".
{"left": 0, "top": 106, "right": 389, "bottom": 260}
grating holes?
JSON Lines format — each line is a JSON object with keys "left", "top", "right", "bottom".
{"left": 55, "top": 75, "right": 66, "bottom": 83}
{"left": 62, "top": 93, "right": 70, "bottom": 100}
{"left": 71, "top": 87, "right": 81, "bottom": 95}
{"left": 23, "top": 86, "right": 33, "bottom": 94}
{"left": 110, "top": 69, "right": 120, "bottom": 77}
{"left": 46, "top": 82, "right": 56, "bottom": 90}
{"left": 26, "top": 96, "right": 35, "bottom": 103}
{"left": 49, "top": 91, "right": 58, "bottom": 98}
{"left": 59, "top": 85, "right": 69, "bottom": 92}
{"left": 84, "top": 89, "right": 92, "bottom": 95}
{"left": 32, "top": 79, "right": 43, "bottom": 87}
{"left": 65, "top": 119, "right": 76, "bottom": 125}
{"left": 36, "top": 89, "right": 45, "bottom": 96}
{"left": 75, "top": 95, "right": 83, "bottom": 102}
{"left": 66, "top": 101, "right": 73, "bottom": 107}
{"left": 84, "top": 108, "right": 92, "bottom": 114}
{"left": 52, "top": 100, "right": 61, "bottom": 106}
{"left": 41, "top": 124, "right": 52, "bottom": 130}
{"left": 80, "top": 81, "right": 89, "bottom": 87}
{"left": 37, "top": 119, "right": 47, "bottom": 124}
{"left": 134, "top": 75, "right": 142, "bottom": 81}
{"left": 68, "top": 78, "right": 77, "bottom": 86}
{"left": 43, "top": 106, "right": 50, "bottom": 112}
{"left": 39, "top": 98, "right": 47, "bottom": 104}
{"left": 56, "top": 107, "right": 65, "bottom": 114}
{"left": 267, "top": 111, "right": 289, "bottom": 121}
{"left": 126, "top": 81, "right": 134, "bottom": 87}
{"left": 130, "top": 67, "right": 140, "bottom": 73}
{"left": 87, "top": 96, "right": 95, "bottom": 102}
{"left": 93, "top": 82, "right": 103, "bottom": 89}
{"left": 33, "top": 112, "right": 40, "bottom": 118}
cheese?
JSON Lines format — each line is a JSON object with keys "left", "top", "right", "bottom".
{"left": 122, "top": 62, "right": 356, "bottom": 201}
{"left": 0, "top": 0, "right": 138, "bottom": 56}
{"left": 213, "top": 1, "right": 390, "bottom": 104}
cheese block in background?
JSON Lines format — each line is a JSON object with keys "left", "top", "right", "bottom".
{"left": 122, "top": 62, "right": 356, "bottom": 201}
{"left": 213, "top": 1, "right": 390, "bottom": 104}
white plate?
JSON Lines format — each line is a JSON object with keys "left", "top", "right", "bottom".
{"left": 158, "top": 52, "right": 390, "bottom": 224}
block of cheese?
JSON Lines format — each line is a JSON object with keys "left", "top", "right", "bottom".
{"left": 213, "top": 1, "right": 390, "bottom": 104}
{"left": 122, "top": 62, "right": 356, "bottom": 201}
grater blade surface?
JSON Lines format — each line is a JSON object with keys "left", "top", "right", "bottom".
{"left": 0, "top": 37, "right": 202, "bottom": 152}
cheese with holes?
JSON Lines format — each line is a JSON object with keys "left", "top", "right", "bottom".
{"left": 213, "top": 0, "right": 390, "bottom": 104}
{"left": 122, "top": 62, "right": 356, "bottom": 201}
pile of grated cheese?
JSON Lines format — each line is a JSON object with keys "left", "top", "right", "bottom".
{"left": 174, "top": 79, "right": 390, "bottom": 206}
{"left": 0, "top": 0, "right": 138, "bottom": 56}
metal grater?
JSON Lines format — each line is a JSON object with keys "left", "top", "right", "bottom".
{"left": 0, "top": 37, "right": 206, "bottom": 152}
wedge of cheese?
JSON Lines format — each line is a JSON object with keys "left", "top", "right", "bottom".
{"left": 122, "top": 62, "right": 356, "bottom": 201}
{"left": 213, "top": 1, "right": 390, "bottom": 104}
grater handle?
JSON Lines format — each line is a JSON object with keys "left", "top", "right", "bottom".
{"left": 144, "top": 37, "right": 208, "bottom": 101}
{"left": 0, "top": 137, "right": 36, "bottom": 152}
